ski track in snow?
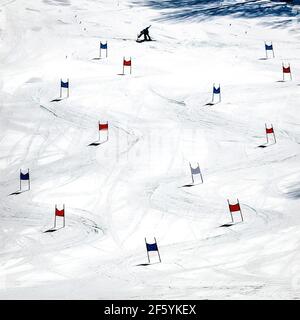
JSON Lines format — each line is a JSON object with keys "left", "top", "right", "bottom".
{"left": 0, "top": 0, "right": 300, "bottom": 299}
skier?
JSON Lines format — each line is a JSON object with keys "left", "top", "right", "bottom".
{"left": 137, "top": 25, "right": 152, "bottom": 42}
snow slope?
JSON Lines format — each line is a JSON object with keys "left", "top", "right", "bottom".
{"left": 0, "top": 0, "right": 300, "bottom": 299}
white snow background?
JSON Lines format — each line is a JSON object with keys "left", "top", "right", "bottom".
{"left": 0, "top": 0, "right": 300, "bottom": 299}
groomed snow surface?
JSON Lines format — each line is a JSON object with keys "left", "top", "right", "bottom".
{"left": 0, "top": 0, "right": 300, "bottom": 299}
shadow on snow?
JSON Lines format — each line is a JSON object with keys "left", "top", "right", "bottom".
{"left": 132, "top": 0, "right": 299, "bottom": 28}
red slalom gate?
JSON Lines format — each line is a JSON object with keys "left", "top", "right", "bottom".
{"left": 54, "top": 204, "right": 65, "bottom": 228}
{"left": 265, "top": 123, "right": 276, "bottom": 144}
{"left": 123, "top": 57, "right": 132, "bottom": 74}
{"left": 282, "top": 63, "right": 292, "bottom": 81}
{"left": 98, "top": 121, "right": 109, "bottom": 141}
{"left": 227, "top": 199, "right": 243, "bottom": 222}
